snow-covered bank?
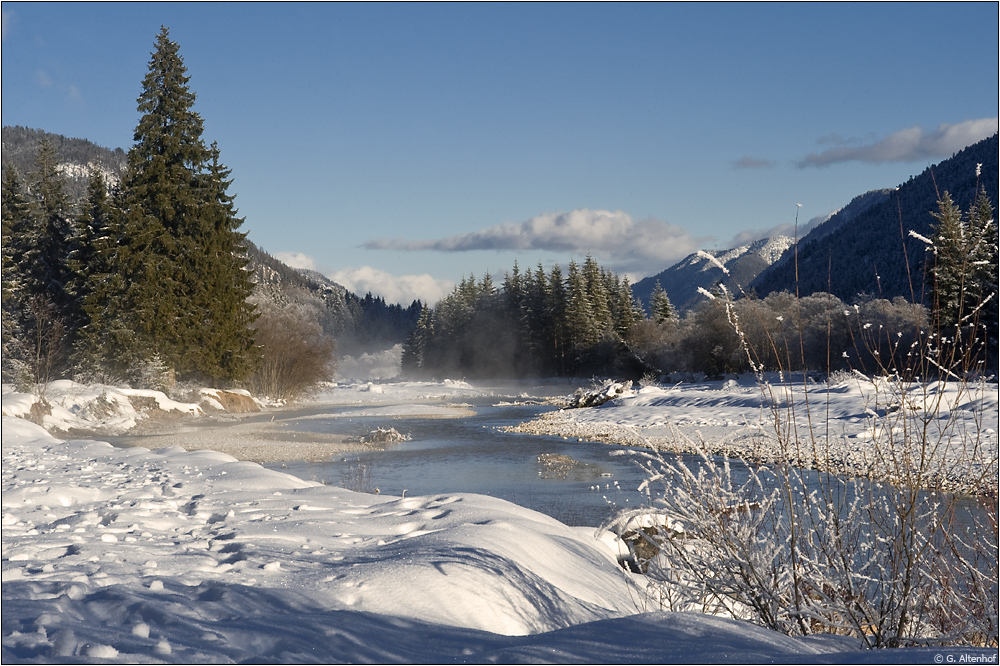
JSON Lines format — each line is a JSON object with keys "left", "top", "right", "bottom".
{"left": 1, "top": 381, "right": 261, "bottom": 436}
{"left": 9, "top": 416, "right": 994, "bottom": 663}
{"left": 4, "top": 376, "right": 997, "bottom": 661}
{"left": 507, "top": 376, "right": 1000, "bottom": 495}
{"left": 0, "top": 379, "right": 499, "bottom": 464}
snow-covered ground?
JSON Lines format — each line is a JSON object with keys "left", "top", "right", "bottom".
{"left": 509, "top": 375, "right": 1000, "bottom": 495}
{"left": 0, "top": 380, "right": 267, "bottom": 436}
{"left": 3, "top": 377, "right": 998, "bottom": 662}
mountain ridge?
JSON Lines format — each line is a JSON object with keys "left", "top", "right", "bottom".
{"left": 751, "top": 134, "right": 999, "bottom": 302}
{"left": 632, "top": 235, "right": 795, "bottom": 314}
{"left": 1, "top": 126, "right": 127, "bottom": 202}
{"left": 2, "top": 125, "right": 420, "bottom": 355}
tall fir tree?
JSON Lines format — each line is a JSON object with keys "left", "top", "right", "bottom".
{"left": 116, "top": 26, "right": 210, "bottom": 377}
{"left": 192, "top": 143, "right": 258, "bottom": 382}
{"left": 97, "top": 27, "right": 258, "bottom": 384}
{"left": 649, "top": 280, "right": 675, "bottom": 323}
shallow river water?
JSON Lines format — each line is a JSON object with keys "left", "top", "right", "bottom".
{"left": 262, "top": 399, "right": 651, "bottom": 527}
{"left": 105, "top": 388, "right": 990, "bottom": 532}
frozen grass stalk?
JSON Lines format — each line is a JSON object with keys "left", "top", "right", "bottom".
{"left": 605, "top": 196, "right": 998, "bottom": 648}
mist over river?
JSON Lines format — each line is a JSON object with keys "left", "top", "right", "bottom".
{"left": 102, "top": 375, "right": 996, "bottom": 530}
{"left": 102, "top": 381, "right": 650, "bottom": 527}
{"left": 262, "top": 399, "right": 652, "bottom": 527}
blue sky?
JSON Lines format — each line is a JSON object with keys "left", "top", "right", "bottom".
{"left": 3, "top": 2, "right": 997, "bottom": 304}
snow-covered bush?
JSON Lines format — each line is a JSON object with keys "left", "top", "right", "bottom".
{"left": 609, "top": 196, "right": 998, "bottom": 648}
{"left": 606, "top": 414, "right": 997, "bottom": 647}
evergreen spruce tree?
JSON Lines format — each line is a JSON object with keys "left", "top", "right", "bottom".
{"left": 565, "top": 259, "right": 597, "bottom": 353}
{"left": 614, "top": 275, "right": 642, "bottom": 337}
{"left": 478, "top": 271, "right": 496, "bottom": 302}
{"left": 967, "top": 189, "right": 998, "bottom": 357}
{"left": 66, "top": 169, "right": 114, "bottom": 341}
{"left": 190, "top": 143, "right": 258, "bottom": 382}
{"left": 503, "top": 261, "right": 524, "bottom": 313}
{"left": 546, "top": 263, "right": 568, "bottom": 371}
{"left": 116, "top": 26, "right": 210, "bottom": 378}
{"left": 104, "top": 27, "right": 258, "bottom": 384}
{"left": 929, "top": 192, "right": 972, "bottom": 331}
{"left": 582, "top": 255, "right": 613, "bottom": 336}
{"left": 649, "top": 280, "right": 675, "bottom": 323}
{"left": 18, "top": 140, "right": 75, "bottom": 314}
{"left": 73, "top": 183, "right": 138, "bottom": 380}
{"left": 401, "top": 305, "right": 433, "bottom": 375}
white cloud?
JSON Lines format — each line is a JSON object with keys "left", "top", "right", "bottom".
{"left": 797, "top": 118, "right": 998, "bottom": 167}
{"left": 328, "top": 266, "right": 455, "bottom": 306}
{"left": 364, "top": 209, "right": 709, "bottom": 276}
{"left": 273, "top": 251, "right": 316, "bottom": 271}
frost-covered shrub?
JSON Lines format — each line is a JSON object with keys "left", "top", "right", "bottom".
{"left": 244, "top": 299, "right": 335, "bottom": 401}
{"left": 607, "top": 394, "right": 998, "bottom": 647}
{"left": 128, "top": 354, "right": 173, "bottom": 392}
{"left": 628, "top": 290, "right": 928, "bottom": 377}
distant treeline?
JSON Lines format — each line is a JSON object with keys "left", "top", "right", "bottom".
{"left": 630, "top": 291, "right": 929, "bottom": 378}
{"left": 402, "top": 257, "right": 651, "bottom": 379}
{"left": 401, "top": 254, "right": 932, "bottom": 380}
{"left": 403, "top": 199, "right": 995, "bottom": 380}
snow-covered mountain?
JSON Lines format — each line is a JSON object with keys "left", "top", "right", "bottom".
{"left": 632, "top": 236, "right": 795, "bottom": 314}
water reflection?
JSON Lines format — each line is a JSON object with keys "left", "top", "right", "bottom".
{"left": 265, "top": 402, "right": 649, "bottom": 526}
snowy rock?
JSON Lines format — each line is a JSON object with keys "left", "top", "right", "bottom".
{"left": 361, "top": 427, "right": 409, "bottom": 444}
{"left": 199, "top": 389, "right": 262, "bottom": 413}
{"left": 569, "top": 381, "right": 633, "bottom": 408}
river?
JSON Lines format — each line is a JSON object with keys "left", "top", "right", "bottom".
{"left": 103, "top": 381, "right": 992, "bottom": 534}
{"left": 100, "top": 384, "right": 652, "bottom": 527}
{"left": 262, "top": 399, "right": 653, "bottom": 527}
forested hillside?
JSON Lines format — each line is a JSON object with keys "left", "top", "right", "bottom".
{"left": 2, "top": 127, "right": 420, "bottom": 361}
{"left": 1, "top": 126, "right": 127, "bottom": 202}
{"left": 751, "top": 134, "right": 999, "bottom": 302}
{"left": 246, "top": 246, "right": 421, "bottom": 356}
{"left": 1, "top": 30, "right": 419, "bottom": 398}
